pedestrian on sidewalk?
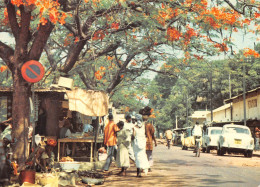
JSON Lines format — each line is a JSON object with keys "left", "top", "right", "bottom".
{"left": 116, "top": 121, "right": 131, "bottom": 176}
{"left": 103, "top": 114, "right": 120, "bottom": 171}
{"left": 124, "top": 114, "right": 135, "bottom": 162}
{"left": 145, "top": 117, "right": 157, "bottom": 172}
{"left": 133, "top": 113, "right": 150, "bottom": 177}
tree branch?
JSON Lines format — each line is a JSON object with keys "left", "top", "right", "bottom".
{"left": 223, "top": 0, "right": 256, "bottom": 14}
{"left": 60, "top": 40, "right": 87, "bottom": 73}
{"left": 106, "top": 52, "right": 137, "bottom": 93}
{"left": 0, "top": 41, "right": 14, "bottom": 71}
{"left": 17, "top": 6, "right": 31, "bottom": 59}
{"left": 6, "top": 0, "right": 20, "bottom": 41}
{"left": 78, "top": 71, "right": 95, "bottom": 90}
{"left": 29, "top": 21, "right": 54, "bottom": 61}
{"left": 44, "top": 45, "right": 57, "bottom": 70}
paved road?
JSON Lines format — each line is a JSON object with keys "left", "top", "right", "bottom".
{"left": 102, "top": 144, "right": 260, "bottom": 187}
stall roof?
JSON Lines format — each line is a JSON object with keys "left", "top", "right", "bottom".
{"left": 0, "top": 87, "right": 109, "bottom": 117}
{"left": 66, "top": 88, "right": 109, "bottom": 117}
{"left": 0, "top": 86, "right": 67, "bottom": 93}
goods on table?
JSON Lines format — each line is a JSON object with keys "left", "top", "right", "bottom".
{"left": 59, "top": 156, "right": 74, "bottom": 162}
{"left": 59, "top": 162, "right": 81, "bottom": 171}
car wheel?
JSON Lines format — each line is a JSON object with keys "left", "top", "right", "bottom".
{"left": 182, "top": 146, "right": 185, "bottom": 150}
{"left": 247, "top": 151, "right": 253, "bottom": 158}
{"left": 202, "top": 148, "right": 206, "bottom": 153}
{"left": 206, "top": 147, "right": 210, "bottom": 153}
{"left": 217, "top": 147, "right": 220, "bottom": 156}
{"left": 220, "top": 148, "right": 225, "bottom": 156}
{"left": 244, "top": 152, "right": 248, "bottom": 157}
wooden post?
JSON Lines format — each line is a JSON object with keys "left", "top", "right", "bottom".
{"left": 93, "top": 117, "right": 100, "bottom": 162}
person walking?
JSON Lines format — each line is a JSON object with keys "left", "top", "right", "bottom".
{"left": 132, "top": 114, "right": 150, "bottom": 177}
{"left": 103, "top": 114, "right": 120, "bottom": 171}
{"left": 116, "top": 121, "right": 130, "bottom": 176}
{"left": 124, "top": 114, "right": 135, "bottom": 162}
{"left": 165, "top": 129, "right": 173, "bottom": 149}
{"left": 145, "top": 119, "right": 157, "bottom": 172}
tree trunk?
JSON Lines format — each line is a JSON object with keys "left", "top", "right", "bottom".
{"left": 45, "top": 97, "right": 60, "bottom": 137}
{"left": 12, "top": 68, "right": 30, "bottom": 164}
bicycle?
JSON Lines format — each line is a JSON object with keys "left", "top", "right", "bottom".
{"left": 194, "top": 136, "right": 201, "bottom": 157}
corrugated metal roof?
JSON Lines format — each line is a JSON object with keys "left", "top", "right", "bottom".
{"left": 0, "top": 86, "right": 67, "bottom": 93}
{"left": 0, "top": 87, "right": 13, "bottom": 92}
{"left": 225, "top": 87, "right": 260, "bottom": 103}
{"left": 212, "top": 103, "right": 231, "bottom": 113}
{"left": 190, "top": 110, "right": 210, "bottom": 118}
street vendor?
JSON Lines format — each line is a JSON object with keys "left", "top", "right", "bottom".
{"left": 59, "top": 118, "right": 72, "bottom": 139}
{"left": 40, "top": 139, "right": 56, "bottom": 172}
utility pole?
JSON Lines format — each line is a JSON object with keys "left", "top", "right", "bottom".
{"left": 210, "top": 66, "right": 213, "bottom": 122}
{"left": 243, "top": 57, "right": 251, "bottom": 126}
{"left": 243, "top": 61, "right": 246, "bottom": 126}
{"left": 175, "top": 115, "right": 178, "bottom": 129}
{"left": 229, "top": 73, "right": 233, "bottom": 121}
{"left": 186, "top": 93, "right": 189, "bottom": 126}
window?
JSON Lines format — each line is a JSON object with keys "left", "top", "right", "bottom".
{"left": 210, "top": 129, "right": 222, "bottom": 135}
{"left": 248, "top": 99, "right": 257, "bottom": 109}
{"left": 226, "top": 127, "right": 249, "bottom": 134}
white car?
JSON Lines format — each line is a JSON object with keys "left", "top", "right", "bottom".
{"left": 202, "top": 127, "right": 222, "bottom": 153}
{"left": 217, "top": 124, "right": 254, "bottom": 157}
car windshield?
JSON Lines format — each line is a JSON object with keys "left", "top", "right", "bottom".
{"left": 226, "top": 127, "right": 249, "bottom": 134}
{"left": 210, "top": 129, "right": 222, "bottom": 135}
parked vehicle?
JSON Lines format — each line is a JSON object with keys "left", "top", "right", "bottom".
{"left": 202, "top": 127, "right": 222, "bottom": 153}
{"left": 217, "top": 124, "right": 254, "bottom": 157}
{"left": 181, "top": 127, "right": 202, "bottom": 150}
{"left": 181, "top": 127, "right": 193, "bottom": 150}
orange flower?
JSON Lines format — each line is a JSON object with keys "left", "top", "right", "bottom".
{"left": 255, "top": 12, "right": 260, "bottom": 18}
{"left": 214, "top": 43, "right": 228, "bottom": 52}
{"left": 0, "top": 66, "right": 8, "bottom": 72}
{"left": 74, "top": 37, "right": 79, "bottom": 43}
{"left": 193, "top": 55, "right": 203, "bottom": 60}
{"left": 100, "top": 66, "right": 106, "bottom": 71}
{"left": 40, "top": 17, "right": 48, "bottom": 25}
{"left": 92, "top": 30, "right": 106, "bottom": 41}
{"left": 120, "top": 74, "right": 124, "bottom": 78}
{"left": 111, "top": 22, "right": 119, "bottom": 30}
{"left": 243, "top": 48, "right": 260, "bottom": 58}
{"left": 131, "top": 62, "right": 137, "bottom": 66}
{"left": 166, "top": 27, "right": 182, "bottom": 41}
{"left": 95, "top": 71, "right": 103, "bottom": 80}
{"left": 107, "top": 56, "right": 113, "bottom": 60}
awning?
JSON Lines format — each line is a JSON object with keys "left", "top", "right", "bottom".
{"left": 66, "top": 88, "right": 109, "bottom": 117}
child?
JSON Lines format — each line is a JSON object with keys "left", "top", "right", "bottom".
{"left": 116, "top": 121, "right": 131, "bottom": 176}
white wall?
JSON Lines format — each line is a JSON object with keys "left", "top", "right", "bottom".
{"left": 206, "top": 107, "right": 231, "bottom": 123}
{"left": 232, "top": 94, "right": 260, "bottom": 121}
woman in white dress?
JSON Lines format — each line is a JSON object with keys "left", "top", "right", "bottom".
{"left": 116, "top": 121, "right": 130, "bottom": 176}
{"left": 132, "top": 114, "right": 150, "bottom": 177}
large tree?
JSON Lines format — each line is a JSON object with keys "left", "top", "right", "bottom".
{"left": 0, "top": 0, "right": 259, "bottom": 164}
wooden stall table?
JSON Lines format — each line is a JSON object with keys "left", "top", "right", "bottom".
{"left": 57, "top": 137, "right": 103, "bottom": 162}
